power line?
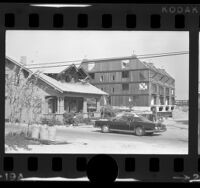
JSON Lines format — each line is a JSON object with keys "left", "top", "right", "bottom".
{"left": 26, "top": 59, "right": 83, "bottom": 67}
{"left": 26, "top": 51, "right": 188, "bottom": 67}
{"left": 26, "top": 51, "right": 189, "bottom": 70}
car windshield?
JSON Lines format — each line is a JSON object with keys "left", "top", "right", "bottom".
{"left": 116, "top": 112, "right": 126, "bottom": 117}
{"left": 134, "top": 115, "right": 152, "bottom": 122}
{"left": 115, "top": 112, "right": 152, "bottom": 122}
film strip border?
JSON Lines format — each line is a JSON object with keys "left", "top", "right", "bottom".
{"left": 0, "top": 155, "right": 200, "bottom": 182}
{"left": 2, "top": 12, "right": 193, "bottom": 29}
{"left": 0, "top": 3, "right": 200, "bottom": 182}
{"left": 1, "top": 12, "right": 199, "bottom": 29}
{"left": 0, "top": 4, "right": 199, "bottom": 29}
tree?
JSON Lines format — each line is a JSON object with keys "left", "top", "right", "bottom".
{"left": 5, "top": 67, "right": 44, "bottom": 125}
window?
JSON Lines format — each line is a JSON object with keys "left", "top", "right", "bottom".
{"left": 134, "top": 115, "right": 152, "bottom": 123}
{"left": 87, "top": 98, "right": 97, "bottom": 113}
{"left": 112, "top": 88, "right": 114, "bottom": 93}
{"left": 166, "top": 88, "right": 169, "bottom": 95}
{"left": 88, "top": 62, "right": 95, "bottom": 71}
{"left": 113, "top": 75, "right": 115, "bottom": 80}
{"left": 89, "top": 73, "right": 95, "bottom": 79}
{"left": 171, "top": 97, "right": 175, "bottom": 105}
{"left": 152, "top": 83, "right": 157, "bottom": 93}
{"left": 171, "top": 89, "right": 174, "bottom": 95}
{"left": 139, "top": 71, "right": 146, "bottom": 81}
{"left": 14, "top": 73, "right": 20, "bottom": 86}
{"left": 122, "top": 71, "right": 129, "bottom": 78}
{"left": 159, "top": 86, "right": 164, "bottom": 95}
{"left": 100, "top": 75, "right": 103, "bottom": 82}
{"left": 122, "top": 83, "right": 129, "bottom": 90}
{"left": 65, "top": 75, "right": 71, "bottom": 82}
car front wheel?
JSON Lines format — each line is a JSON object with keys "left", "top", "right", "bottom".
{"left": 135, "top": 126, "right": 145, "bottom": 136}
{"left": 146, "top": 132, "right": 154, "bottom": 136}
{"left": 101, "top": 125, "right": 110, "bottom": 133}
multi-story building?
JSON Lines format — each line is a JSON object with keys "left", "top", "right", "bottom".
{"left": 80, "top": 54, "right": 175, "bottom": 112}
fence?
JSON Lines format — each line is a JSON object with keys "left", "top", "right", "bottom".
{"left": 175, "top": 100, "right": 189, "bottom": 106}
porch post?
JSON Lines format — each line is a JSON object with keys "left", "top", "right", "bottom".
{"left": 59, "top": 97, "right": 65, "bottom": 114}
{"left": 163, "top": 87, "right": 166, "bottom": 105}
{"left": 169, "top": 88, "right": 172, "bottom": 105}
{"left": 156, "top": 95, "right": 160, "bottom": 105}
{"left": 83, "top": 98, "right": 88, "bottom": 118}
{"left": 96, "top": 97, "right": 101, "bottom": 112}
{"left": 57, "top": 97, "right": 60, "bottom": 114}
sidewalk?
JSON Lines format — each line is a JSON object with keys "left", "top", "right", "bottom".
{"left": 163, "top": 119, "right": 188, "bottom": 130}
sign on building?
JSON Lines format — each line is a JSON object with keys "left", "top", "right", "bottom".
{"left": 139, "top": 83, "right": 148, "bottom": 90}
{"left": 121, "top": 60, "right": 130, "bottom": 69}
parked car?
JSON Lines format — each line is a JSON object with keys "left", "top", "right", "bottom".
{"left": 94, "top": 112, "right": 167, "bottom": 136}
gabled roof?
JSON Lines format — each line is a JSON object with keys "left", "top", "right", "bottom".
{"left": 6, "top": 56, "right": 32, "bottom": 74}
{"left": 6, "top": 57, "right": 108, "bottom": 96}
{"left": 35, "top": 72, "right": 108, "bottom": 95}
{"left": 27, "top": 61, "right": 82, "bottom": 74}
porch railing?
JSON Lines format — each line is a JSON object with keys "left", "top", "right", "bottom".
{"left": 43, "top": 112, "right": 101, "bottom": 124}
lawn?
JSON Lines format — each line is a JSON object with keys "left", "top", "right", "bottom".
{"left": 5, "top": 132, "right": 41, "bottom": 152}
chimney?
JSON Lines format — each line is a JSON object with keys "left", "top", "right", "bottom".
{"left": 20, "top": 56, "right": 27, "bottom": 66}
{"left": 132, "top": 50, "right": 137, "bottom": 57}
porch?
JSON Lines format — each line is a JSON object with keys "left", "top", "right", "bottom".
{"left": 43, "top": 96, "right": 101, "bottom": 122}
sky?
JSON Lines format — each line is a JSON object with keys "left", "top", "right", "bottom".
{"left": 6, "top": 31, "right": 189, "bottom": 100}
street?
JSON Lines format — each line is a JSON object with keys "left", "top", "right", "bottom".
{"left": 5, "top": 118, "right": 188, "bottom": 154}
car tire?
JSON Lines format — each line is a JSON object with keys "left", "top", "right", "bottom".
{"left": 146, "top": 132, "right": 154, "bottom": 136}
{"left": 101, "top": 125, "right": 110, "bottom": 133}
{"left": 135, "top": 126, "right": 145, "bottom": 136}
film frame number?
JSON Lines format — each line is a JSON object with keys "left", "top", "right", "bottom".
{"left": 3, "top": 172, "right": 24, "bottom": 181}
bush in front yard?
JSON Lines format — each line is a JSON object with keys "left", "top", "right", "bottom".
{"left": 40, "top": 117, "right": 49, "bottom": 125}
{"left": 82, "top": 118, "right": 91, "bottom": 125}
{"left": 63, "top": 112, "right": 75, "bottom": 125}
{"left": 40, "top": 116, "right": 62, "bottom": 126}
{"left": 74, "top": 113, "right": 84, "bottom": 124}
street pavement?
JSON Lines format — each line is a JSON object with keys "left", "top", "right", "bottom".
{"left": 53, "top": 120, "right": 188, "bottom": 154}
{"left": 5, "top": 119, "right": 188, "bottom": 154}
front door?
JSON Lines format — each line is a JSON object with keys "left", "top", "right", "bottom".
{"left": 64, "top": 97, "right": 83, "bottom": 113}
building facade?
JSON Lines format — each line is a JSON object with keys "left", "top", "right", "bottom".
{"left": 5, "top": 57, "right": 108, "bottom": 123}
{"left": 80, "top": 54, "right": 175, "bottom": 111}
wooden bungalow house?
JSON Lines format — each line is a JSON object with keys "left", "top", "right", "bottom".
{"left": 80, "top": 54, "right": 175, "bottom": 114}
{"left": 5, "top": 57, "right": 108, "bottom": 123}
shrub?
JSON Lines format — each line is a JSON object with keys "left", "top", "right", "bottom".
{"left": 74, "top": 113, "right": 84, "bottom": 124}
{"left": 54, "top": 119, "right": 63, "bottom": 125}
{"left": 47, "top": 116, "right": 56, "bottom": 127}
{"left": 82, "top": 118, "right": 91, "bottom": 125}
{"left": 40, "top": 115, "right": 62, "bottom": 126}
{"left": 40, "top": 117, "right": 49, "bottom": 125}
{"left": 63, "top": 112, "right": 75, "bottom": 125}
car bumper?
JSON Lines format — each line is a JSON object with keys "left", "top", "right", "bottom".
{"left": 145, "top": 127, "right": 167, "bottom": 133}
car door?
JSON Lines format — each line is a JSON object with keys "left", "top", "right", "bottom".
{"left": 110, "top": 115, "right": 130, "bottom": 131}
{"left": 129, "top": 116, "right": 136, "bottom": 132}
